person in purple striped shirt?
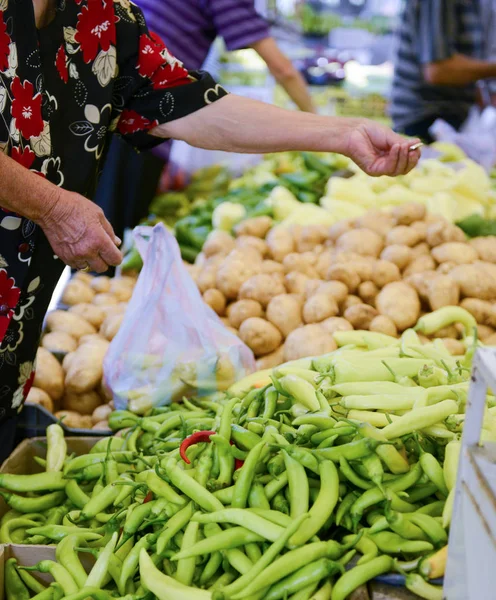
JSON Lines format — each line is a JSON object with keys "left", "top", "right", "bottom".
{"left": 136, "top": 0, "right": 315, "bottom": 119}
{"left": 93, "top": 0, "right": 315, "bottom": 238}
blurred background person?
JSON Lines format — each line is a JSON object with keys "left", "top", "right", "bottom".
{"left": 390, "top": 0, "right": 496, "bottom": 142}
{"left": 94, "top": 0, "right": 315, "bottom": 241}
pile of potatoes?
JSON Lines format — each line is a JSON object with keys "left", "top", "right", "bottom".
{"left": 187, "top": 207, "right": 496, "bottom": 370}
{"left": 26, "top": 272, "right": 137, "bottom": 430}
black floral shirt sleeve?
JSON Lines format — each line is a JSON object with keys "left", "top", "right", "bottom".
{"left": 109, "top": 1, "right": 228, "bottom": 151}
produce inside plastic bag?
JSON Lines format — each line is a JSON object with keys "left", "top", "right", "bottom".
{"left": 104, "top": 223, "right": 255, "bottom": 413}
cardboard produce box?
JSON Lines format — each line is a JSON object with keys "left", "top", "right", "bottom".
{"left": 0, "top": 544, "right": 59, "bottom": 600}
{"left": 0, "top": 543, "right": 97, "bottom": 600}
{"left": 0, "top": 437, "right": 102, "bottom": 520}
{"left": 0, "top": 438, "right": 102, "bottom": 599}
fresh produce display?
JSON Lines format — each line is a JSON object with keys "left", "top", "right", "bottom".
{"left": 0, "top": 307, "right": 486, "bottom": 600}
{"left": 122, "top": 152, "right": 350, "bottom": 268}
{"left": 322, "top": 145, "right": 496, "bottom": 225}
{"left": 299, "top": 4, "right": 391, "bottom": 38}
{"left": 189, "top": 202, "right": 496, "bottom": 370}
{"left": 28, "top": 273, "right": 136, "bottom": 431}
{"left": 33, "top": 164, "right": 496, "bottom": 427}
{"left": 122, "top": 165, "right": 233, "bottom": 271}
{"left": 122, "top": 144, "right": 496, "bottom": 271}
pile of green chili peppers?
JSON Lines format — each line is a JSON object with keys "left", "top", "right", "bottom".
{"left": 1, "top": 307, "right": 489, "bottom": 600}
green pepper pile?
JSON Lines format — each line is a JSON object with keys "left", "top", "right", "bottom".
{"left": 1, "top": 306, "right": 490, "bottom": 600}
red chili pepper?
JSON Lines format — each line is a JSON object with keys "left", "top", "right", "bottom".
{"left": 179, "top": 430, "right": 245, "bottom": 470}
{"left": 143, "top": 491, "right": 154, "bottom": 504}
{"left": 179, "top": 430, "right": 216, "bottom": 465}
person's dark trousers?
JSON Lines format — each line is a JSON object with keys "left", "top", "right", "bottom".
{"left": 402, "top": 114, "right": 467, "bottom": 144}
{"left": 93, "top": 136, "right": 165, "bottom": 242}
{"left": 0, "top": 416, "right": 18, "bottom": 465}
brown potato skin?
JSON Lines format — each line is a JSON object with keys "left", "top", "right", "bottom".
{"left": 33, "top": 348, "right": 64, "bottom": 401}
{"left": 283, "top": 325, "right": 337, "bottom": 362}
{"left": 238, "top": 317, "right": 283, "bottom": 357}
{"left": 376, "top": 282, "right": 421, "bottom": 331}
{"left": 266, "top": 294, "right": 303, "bottom": 338}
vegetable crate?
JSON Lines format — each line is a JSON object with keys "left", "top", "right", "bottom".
{"left": 445, "top": 347, "right": 496, "bottom": 599}
{"left": 0, "top": 545, "right": 57, "bottom": 600}
{"left": 15, "top": 404, "right": 110, "bottom": 448}
{"left": 0, "top": 437, "right": 101, "bottom": 521}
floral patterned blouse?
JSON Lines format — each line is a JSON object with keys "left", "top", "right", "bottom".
{"left": 0, "top": 0, "right": 227, "bottom": 419}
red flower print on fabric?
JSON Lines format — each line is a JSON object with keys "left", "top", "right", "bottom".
{"left": 0, "top": 270, "right": 21, "bottom": 342}
{"left": 23, "top": 370, "right": 36, "bottom": 398}
{"left": 56, "top": 44, "right": 69, "bottom": 83}
{"left": 137, "top": 33, "right": 166, "bottom": 78}
{"left": 137, "top": 33, "right": 189, "bottom": 89}
{"left": 117, "top": 109, "right": 158, "bottom": 135}
{"left": 10, "top": 77, "right": 44, "bottom": 139}
{"left": 11, "top": 146, "right": 36, "bottom": 169}
{"left": 0, "top": 11, "right": 10, "bottom": 72}
{"left": 75, "top": 0, "right": 117, "bottom": 64}
{"left": 151, "top": 63, "right": 190, "bottom": 90}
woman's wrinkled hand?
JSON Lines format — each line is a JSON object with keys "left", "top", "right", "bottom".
{"left": 38, "top": 190, "right": 123, "bottom": 273}
{"left": 343, "top": 119, "right": 422, "bottom": 177}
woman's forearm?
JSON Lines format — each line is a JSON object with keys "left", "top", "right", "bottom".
{"left": 152, "top": 95, "right": 352, "bottom": 155}
{"left": 0, "top": 153, "right": 60, "bottom": 223}
{"left": 152, "top": 94, "right": 420, "bottom": 178}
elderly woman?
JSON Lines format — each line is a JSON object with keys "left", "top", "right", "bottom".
{"left": 0, "top": 0, "right": 420, "bottom": 455}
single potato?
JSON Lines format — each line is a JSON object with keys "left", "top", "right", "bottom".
{"left": 266, "top": 294, "right": 303, "bottom": 338}
{"left": 336, "top": 229, "right": 384, "bottom": 258}
{"left": 62, "top": 280, "right": 95, "bottom": 306}
{"left": 33, "top": 347, "right": 64, "bottom": 401}
{"left": 46, "top": 310, "right": 96, "bottom": 339}
{"left": 238, "top": 317, "right": 282, "bottom": 356}
{"left": 376, "top": 282, "right": 421, "bottom": 332}
{"left": 42, "top": 331, "right": 77, "bottom": 354}
{"left": 228, "top": 300, "right": 264, "bottom": 329}
{"left": 65, "top": 341, "right": 109, "bottom": 394}
{"left": 62, "top": 390, "right": 102, "bottom": 415}
{"left": 369, "top": 315, "right": 398, "bottom": 337}
{"left": 69, "top": 303, "right": 106, "bottom": 329}
{"left": 283, "top": 325, "right": 337, "bottom": 362}
{"left": 239, "top": 274, "right": 286, "bottom": 308}
{"left": 320, "top": 317, "right": 354, "bottom": 335}
{"left": 344, "top": 304, "right": 378, "bottom": 329}
{"left": 92, "top": 293, "right": 119, "bottom": 307}
{"left": 203, "top": 289, "right": 227, "bottom": 316}
{"left": 303, "top": 293, "right": 339, "bottom": 324}
{"left": 55, "top": 411, "right": 93, "bottom": 430}
{"left": 255, "top": 346, "right": 285, "bottom": 370}
{"left": 90, "top": 276, "right": 111, "bottom": 293}
{"left": 92, "top": 403, "right": 113, "bottom": 425}
{"left": 26, "top": 387, "right": 54, "bottom": 413}
{"left": 100, "top": 314, "right": 124, "bottom": 341}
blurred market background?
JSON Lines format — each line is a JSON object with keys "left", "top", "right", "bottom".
{"left": 91, "top": 0, "right": 495, "bottom": 272}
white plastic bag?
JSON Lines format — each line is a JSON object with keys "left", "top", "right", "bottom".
{"left": 104, "top": 223, "right": 255, "bottom": 413}
{"left": 430, "top": 106, "right": 496, "bottom": 172}
{"left": 168, "top": 140, "right": 263, "bottom": 177}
